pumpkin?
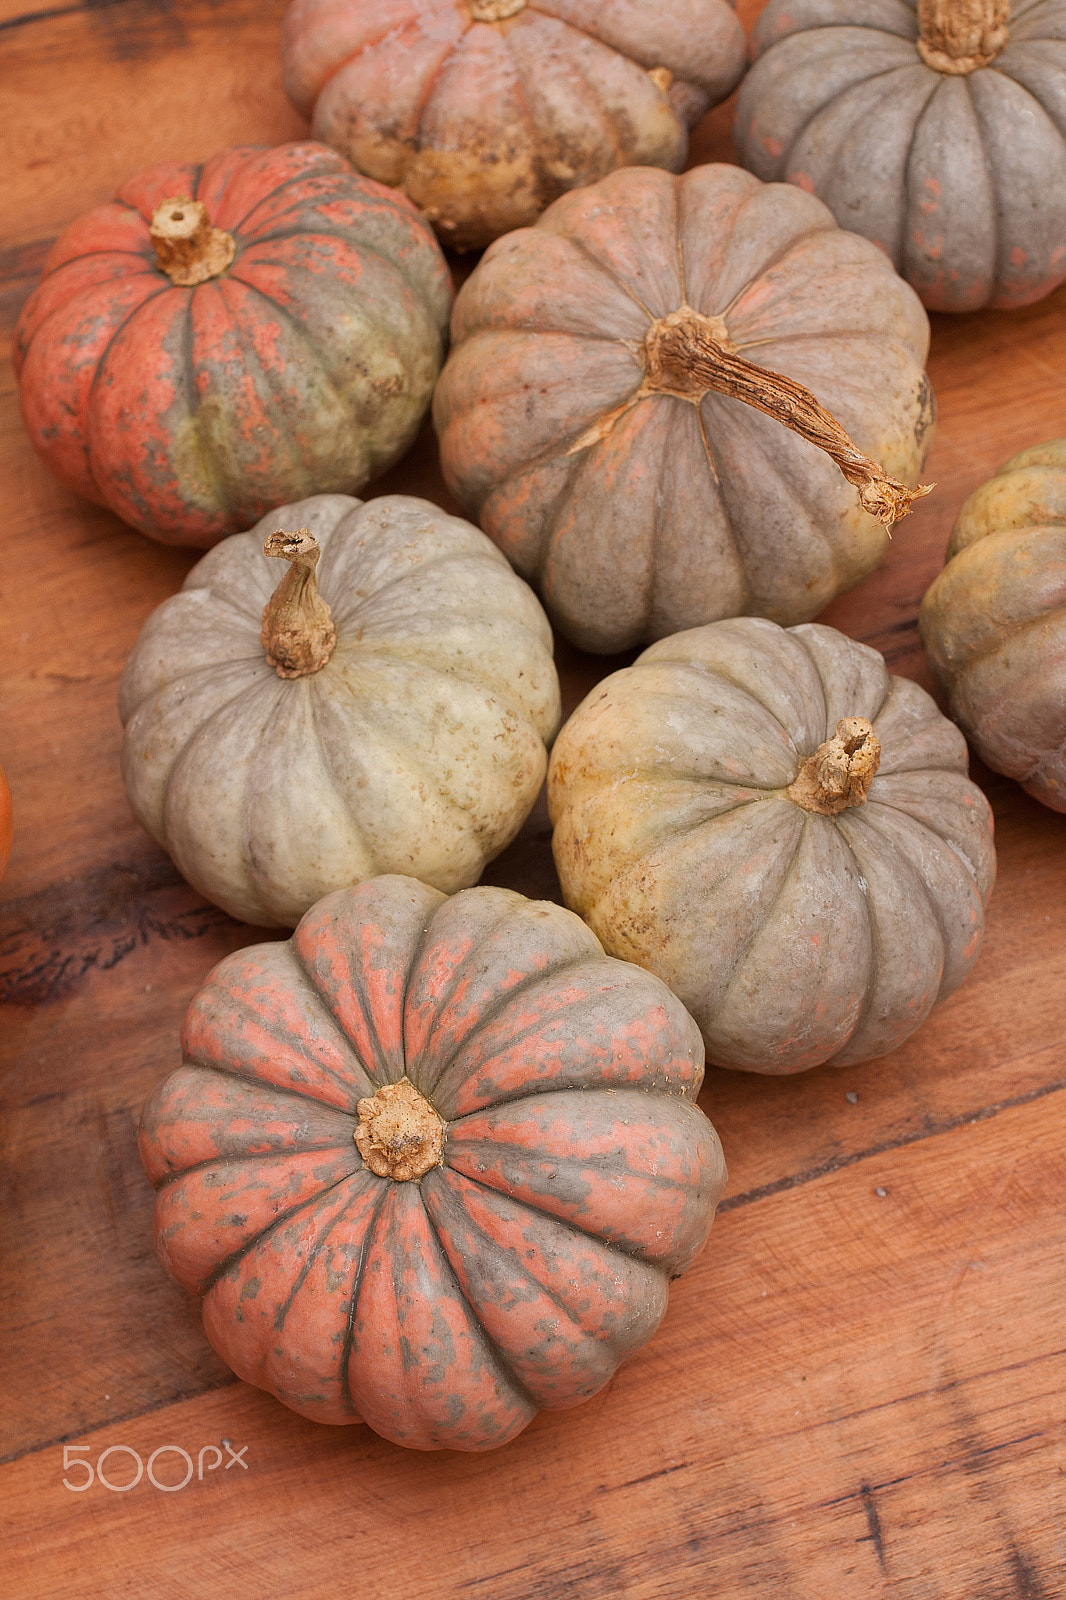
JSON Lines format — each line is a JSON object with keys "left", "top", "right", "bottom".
{"left": 14, "top": 142, "right": 453, "bottom": 546}
{"left": 433, "top": 163, "right": 934, "bottom": 655}
{"left": 281, "top": 0, "right": 747, "bottom": 251}
{"left": 919, "top": 440, "right": 1066, "bottom": 811}
{"left": 119, "top": 492, "right": 560, "bottom": 926}
{"left": 547, "top": 617, "right": 996, "bottom": 1073}
{"left": 734, "top": 0, "right": 1066, "bottom": 312}
{"left": 138, "top": 873, "right": 725, "bottom": 1451}
{"left": 0, "top": 764, "right": 11, "bottom": 882}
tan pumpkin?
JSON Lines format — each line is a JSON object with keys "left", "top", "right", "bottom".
{"left": 919, "top": 440, "right": 1066, "bottom": 811}
{"left": 281, "top": 0, "right": 747, "bottom": 250}
{"left": 434, "top": 163, "right": 934, "bottom": 654}
{"left": 119, "top": 493, "right": 560, "bottom": 926}
{"left": 548, "top": 618, "right": 996, "bottom": 1074}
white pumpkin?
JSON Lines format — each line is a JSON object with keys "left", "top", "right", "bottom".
{"left": 120, "top": 493, "right": 561, "bottom": 926}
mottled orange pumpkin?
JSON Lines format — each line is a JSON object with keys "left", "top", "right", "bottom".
{"left": 282, "top": 0, "right": 747, "bottom": 250}
{"left": 920, "top": 440, "right": 1066, "bottom": 811}
{"left": 14, "top": 142, "right": 453, "bottom": 547}
{"left": 139, "top": 875, "right": 726, "bottom": 1452}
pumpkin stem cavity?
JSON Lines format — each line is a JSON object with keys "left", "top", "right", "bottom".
{"left": 260, "top": 529, "right": 338, "bottom": 679}
{"left": 149, "top": 198, "right": 236, "bottom": 287}
{"left": 354, "top": 1080, "right": 445, "bottom": 1181}
{"left": 635, "top": 306, "right": 933, "bottom": 528}
{"left": 787, "top": 717, "right": 882, "bottom": 816}
{"left": 467, "top": 0, "right": 526, "bottom": 19}
{"left": 917, "top": 0, "right": 1009, "bottom": 74}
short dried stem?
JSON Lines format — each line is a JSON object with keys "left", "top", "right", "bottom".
{"left": 260, "top": 529, "right": 337, "bottom": 679}
{"left": 467, "top": 0, "right": 525, "bottom": 19}
{"left": 788, "top": 717, "right": 882, "bottom": 816}
{"left": 150, "top": 198, "right": 236, "bottom": 287}
{"left": 916, "top": 0, "right": 1010, "bottom": 73}
{"left": 354, "top": 1080, "right": 445, "bottom": 1182}
{"left": 641, "top": 308, "right": 932, "bottom": 527}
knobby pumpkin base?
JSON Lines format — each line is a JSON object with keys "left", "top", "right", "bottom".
{"left": 149, "top": 198, "right": 235, "bottom": 287}
{"left": 354, "top": 1080, "right": 445, "bottom": 1182}
{"left": 787, "top": 717, "right": 882, "bottom": 816}
{"left": 916, "top": 0, "right": 1010, "bottom": 75}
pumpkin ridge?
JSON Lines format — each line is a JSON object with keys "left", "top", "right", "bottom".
{"left": 337, "top": 1182, "right": 393, "bottom": 1419}
{"left": 405, "top": 900, "right": 543, "bottom": 1098}
{"left": 782, "top": 57, "right": 925, "bottom": 204}
{"left": 421, "top": 957, "right": 627, "bottom": 1115}
{"left": 548, "top": 226, "right": 659, "bottom": 323}
{"left": 860, "top": 794, "right": 985, "bottom": 896}
{"left": 158, "top": 670, "right": 286, "bottom": 844}
{"left": 198, "top": 1166, "right": 371, "bottom": 1297}
{"left": 152, "top": 1143, "right": 356, "bottom": 1193}
{"left": 81, "top": 283, "right": 172, "bottom": 462}
{"left": 438, "top": 1141, "right": 687, "bottom": 1267}
{"left": 506, "top": 11, "right": 630, "bottom": 174}
{"left": 289, "top": 921, "right": 408, "bottom": 1091}
{"left": 417, "top": 1179, "right": 545, "bottom": 1413}
{"left": 709, "top": 216, "right": 837, "bottom": 325}
{"left": 269, "top": 1172, "right": 385, "bottom": 1342}
{"left": 223, "top": 270, "right": 364, "bottom": 458}
{"left": 709, "top": 806, "right": 818, "bottom": 1013}
{"left": 298, "top": 18, "right": 467, "bottom": 127}
{"left": 177, "top": 288, "right": 238, "bottom": 522}
{"left": 212, "top": 278, "right": 321, "bottom": 502}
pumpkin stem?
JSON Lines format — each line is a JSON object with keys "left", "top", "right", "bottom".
{"left": 787, "top": 717, "right": 882, "bottom": 816}
{"left": 467, "top": 0, "right": 526, "bottom": 18}
{"left": 636, "top": 307, "right": 933, "bottom": 527}
{"left": 916, "top": 0, "right": 1010, "bottom": 74}
{"left": 150, "top": 198, "right": 236, "bottom": 287}
{"left": 260, "top": 529, "right": 338, "bottom": 679}
{"left": 354, "top": 1080, "right": 445, "bottom": 1182}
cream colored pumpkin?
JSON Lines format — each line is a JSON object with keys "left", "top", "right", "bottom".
{"left": 120, "top": 493, "right": 560, "bottom": 926}
{"left": 548, "top": 617, "right": 996, "bottom": 1073}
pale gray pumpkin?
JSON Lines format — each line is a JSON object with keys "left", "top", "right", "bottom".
{"left": 434, "top": 163, "right": 934, "bottom": 655}
{"left": 735, "top": 0, "right": 1066, "bottom": 311}
{"left": 120, "top": 493, "right": 560, "bottom": 927}
{"left": 548, "top": 617, "right": 996, "bottom": 1073}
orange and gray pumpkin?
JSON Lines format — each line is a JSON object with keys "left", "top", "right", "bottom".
{"left": 920, "top": 440, "right": 1066, "bottom": 811}
{"left": 735, "top": 0, "right": 1066, "bottom": 312}
{"left": 119, "top": 493, "right": 560, "bottom": 926}
{"left": 433, "top": 163, "right": 934, "bottom": 654}
{"left": 139, "top": 874, "right": 726, "bottom": 1451}
{"left": 548, "top": 618, "right": 996, "bottom": 1073}
{"left": 281, "top": 0, "right": 747, "bottom": 250}
{"left": 14, "top": 142, "right": 452, "bottom": 546}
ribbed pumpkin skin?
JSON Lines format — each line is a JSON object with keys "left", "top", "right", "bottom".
{"left": 548, "top": 618, "right": 996, "bottom": 1073}
{"left": 735, "top": 0, "right": 1066, "bottom": 312}
{"left": 138, "top": 875, "right": 724, "bottom": 1452}
{"left": 14, "top": 142, "right": 453, "bottom": 546}
{"left": 433, "top": 164, "right": 933, "bottom": 654}
{"left": 119, "top": 493, "right": 560, "bottom": 927}
{"left": 919, "top": 441, "right": 1066, "bottom": 811}
{"left": 281, "top": 0, "right": 746, "bottom": 251}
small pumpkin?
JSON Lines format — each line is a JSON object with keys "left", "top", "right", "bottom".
{"left": 433, "top": 163, "right": 934, "bottom": 654}
{"left": 548, "top": 617, "right": 996, "bottom": 1073}
{"left": 14, "top": 142, "right": 452, "bottom": 546}
{"left": 734, "top": 0, "right": 1066, "bottom": 312}
{"left": 119, "top": 493, "right": 560, "bottom": 926}
{"left": 139, "top": 874, "right": 725, "bottom": 1451}
{"left": 281, "top": 0, "right": 747, "bottom": 250}
{"left": 919, "top": 440, "right": 1066, "bottom": 811}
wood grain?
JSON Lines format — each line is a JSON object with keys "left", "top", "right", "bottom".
{"left": 1, "top": 0, "right": 1065, "bottom": 1595}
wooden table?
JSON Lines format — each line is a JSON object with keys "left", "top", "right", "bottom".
{"left": 2, "top": 3, "right": 1064, "bottom": 1595}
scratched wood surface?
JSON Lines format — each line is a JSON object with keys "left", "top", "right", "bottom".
{"left": 1, "top": 3, "right": 1065, "bottom": 1597}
